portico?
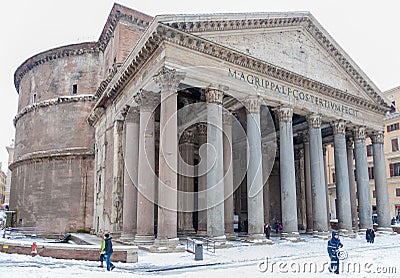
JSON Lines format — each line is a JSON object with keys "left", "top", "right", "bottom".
{"left": 88, "top": 11, "right": 392, "bottom": 248}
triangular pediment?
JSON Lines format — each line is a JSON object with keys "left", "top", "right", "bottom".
{"left": 157, "top": 12, "right": 390, "bottom": 108}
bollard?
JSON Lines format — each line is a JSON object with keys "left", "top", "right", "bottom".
{"left": 194, "top": 241, "right": 203, "bottom": 261}
{"left": 31, "top": 242, "right": 38, "bottom": 257}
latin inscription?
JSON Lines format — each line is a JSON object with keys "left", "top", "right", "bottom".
{"left": 228, "top": 68, "right": 359, "bottom": 117}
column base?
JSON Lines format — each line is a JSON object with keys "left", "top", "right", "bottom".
{"left": 246, "top": 234, "right": 273, "bottom": 245}
{"left": 358, "top": 228, "right": 367, "bottom": 233}
{"left": 207, "top": 235, "right": 233, "bottom": 249}
{"left": 225, "top": 232, "right": 237, "bottom": 241}
{"left": 281, "top": 232, "right": 305, "bottom": 242}
{"left": 209, "top": 235, "right": 227, "bottom": 243}
{"left": 178, "top": 228, "right": 196, "bottom": 236}
{"left": 196, "top": 230, "right": 207, "bottom": 237}
{"left": 119, "top": 232, "right": 136, "bottom": 244}
{"left": 134, "top": 235, "right": 155, "bottom": 245}
{"left": 312, "top": 231, "right": 330, "bottom": 240}
{"left": 337, "top": 229, "right": 357, "bottom": 238}
{"left": 148, "top": 238, "right": 185, "bottom": 253}
{"left": 377, "top": 227, "right": 395, "bottom": 233}
{"left": 306, "top": 228, "right": 314, "bottom": 234}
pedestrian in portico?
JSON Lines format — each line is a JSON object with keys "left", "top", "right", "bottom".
{"left": 264, "top": 223, "right": 271, "bottom": 239}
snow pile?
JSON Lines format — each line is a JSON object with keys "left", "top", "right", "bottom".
{"left": 0, "top": 233, "right": 399, "bottom": 277}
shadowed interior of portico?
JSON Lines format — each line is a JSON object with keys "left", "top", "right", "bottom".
{"left": 117, "top": 84, "right": 373, "bottom": 245}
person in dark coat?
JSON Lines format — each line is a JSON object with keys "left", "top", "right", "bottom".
{"left": 264, "top": 223, "right": 271, "bottom": 239}
{"left": 368, "top": 228, "right": 375, "bottom": 244}
{"left": 104, "top": 233, "right": 115, "bottom": 271}
{"left": 327, "top": 231, "right": 343, "bottom": 274}
{"left": 391, "top": 217, "right": 396, "bottom": 225}
{"left": 274, "top": 221, "right": 279, "bottom": 234}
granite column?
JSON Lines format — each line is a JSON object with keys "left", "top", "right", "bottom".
{"left": 353, "top": 126, "right": 372, "bottom": 230}
{"left": 332, "top": 121, "right": 352, "bottom": 231}
{"left": 121, "top": 108, "right": 139, "bottom": 241}
{"left": 371, "top": 131, "right": 391, "bottom": 229}
{"left": 277, "top": 107, "right": 298, "bottom": 234}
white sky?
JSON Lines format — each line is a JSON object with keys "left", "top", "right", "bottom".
{"left": 0, "top": 0, "right": 399, "bottom": 172}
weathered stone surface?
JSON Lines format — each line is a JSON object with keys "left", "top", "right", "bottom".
{"left": 9, "top": 157, "right": 94, "bottom": 234}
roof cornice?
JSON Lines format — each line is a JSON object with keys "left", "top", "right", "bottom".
{"left": 383, "top": 85, "right": 400, "bottom": 96}
{"left": 14, "top": 42, "right": 98, "bottom": 92}
{"left": 13, "top": 3, "right": 152, "bottom": 93}
{"left": 93, "top": 22, "right": 389, "bottom": 116}
{"left": 96, "top": 3, "right": 152, "bottom": 52}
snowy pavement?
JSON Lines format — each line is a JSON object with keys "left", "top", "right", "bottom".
{"left": 0, "top": 232, "right": 399, "bottom": 277}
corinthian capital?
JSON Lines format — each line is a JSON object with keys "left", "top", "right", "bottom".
{"left": 370, "top": 131, "right": 384, "bottom": 144}
{"left": 125, "top": 107, "right": 140, "bottom": 123}
{"left": 243, "top": 96, "right": 261, "bottom": 114}
{"left": 180, "top": 130, "right": 195, "bottom": 144}
{"left": 205, "top": 88, "right": 224, "bottom": 104}
{"left": 154, "top": 67, "right": 186, "bottom": 93}
{"left": 277, "top": 106, "right": 293, "bottom": 122}
{"left": 197, "top": 122, "right": 207, "bottom": 136}
{"left": 135, "top": 90, "right": 160, "bottom": 112}
{"left": 332, "top": 120, "right": 346, "bottom": 135}
{"left": 353, "top": 126, "right": 366, "bottom": 140}
{"left": 307, "top": 114, "right": 322, "bottom": 129}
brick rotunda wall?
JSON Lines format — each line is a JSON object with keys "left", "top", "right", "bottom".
{"left": 9, "top": 45, "right": 99, "bottom": 234}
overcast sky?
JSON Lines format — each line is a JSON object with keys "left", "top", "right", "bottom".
{"left": 0, "top": 0, "right": 399, "bottom": 173}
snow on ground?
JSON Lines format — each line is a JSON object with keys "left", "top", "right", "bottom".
{"left": 0, "top": 232, "right": 399, "bottom": 277}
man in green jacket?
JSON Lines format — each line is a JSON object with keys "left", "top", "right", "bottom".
{"left": 98, "top": 234, "right": 106, "bottom": 268}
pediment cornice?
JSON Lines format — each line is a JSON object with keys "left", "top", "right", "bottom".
{"left": 160, "top": 14, "right": 388, "bottom": 109}
{"left": 94, "top": 22, "right": 389, "bottom": 115}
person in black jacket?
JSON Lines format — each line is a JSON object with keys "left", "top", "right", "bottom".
{"left": 104, "top": 233, "right": 115, "bottom": 271}
{"left": 327, "top": 231, "right": 343, "bottom": 274}
{"left": 366, "top": 228, "right": 376, "bottom": 243}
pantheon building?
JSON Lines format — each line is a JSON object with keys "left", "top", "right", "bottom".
{"left": 10, "top": 4, "right": 391, "bottom": 247}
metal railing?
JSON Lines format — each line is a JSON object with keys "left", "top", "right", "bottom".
{"left": 186, "top": 237, "right": 216, "bottom": 253}
{"left": 203, "top": 238, "right": 216, "bottom": 253}
{"left": 186, "top": 237, "right": 196, "bottom": 254}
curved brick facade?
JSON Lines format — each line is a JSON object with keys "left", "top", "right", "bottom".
{"left": 9, "top": 3, "right": 152, "bottom": 234}
{"left": 10, "top": 50, "right": 99, "bottom": 233}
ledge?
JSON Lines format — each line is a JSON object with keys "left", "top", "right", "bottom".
{"left": 9, "top": 149, "right": 94, "bottom": 171}
{"left": 0, "top": 238, "right": 138, "bottom": 263}
{"left": 14, "top": 95, "right": 97, "bottom": 126}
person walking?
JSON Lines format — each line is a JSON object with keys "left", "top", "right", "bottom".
{"left": 264, "top": 223, "right": 271, "bottom": 239}
{"left": 104, "top": 233, "right": 115, "bottom": 271}
{"left": 274, "top": 221, "right": 279, "bottom": 234}
{"left": 369, "top": 228, "right": 375, "bottom": 244}
{"left": 327, "top": 231, "right": 343, "bottom": 274}
{"left": 366, "top": 228, "right": 371, "bottom": 243}
{"left": 98, "top": 235, "right": 106, "bottom": 268}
